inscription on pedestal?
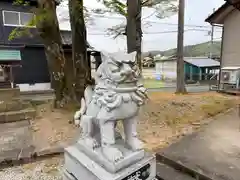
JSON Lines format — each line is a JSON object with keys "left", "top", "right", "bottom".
{"left": 122, "top": 164, "right": 150, "bottom": 180}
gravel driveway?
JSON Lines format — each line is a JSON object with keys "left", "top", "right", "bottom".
{"left": 0, "top": 157, "right": 63, "bottom": 180}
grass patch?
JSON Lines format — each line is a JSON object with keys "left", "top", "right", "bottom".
{"left": 138, "top": 92, "right": 238, "bottom": 151}
{"left": 142, "top": 79, "right": 165, "bottom": 88}
{"left": 29, "top": 92, "right": 238, "bottom": 153}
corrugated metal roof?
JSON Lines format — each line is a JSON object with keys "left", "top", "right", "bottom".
{"left": 184, "top": 57, "right": 220, "bottom": 67}
{"left": 60, "top": 30, "right": 96, "bottom": 51}
{"left": 0, "top": 50, "right": 21, "bottom": 61}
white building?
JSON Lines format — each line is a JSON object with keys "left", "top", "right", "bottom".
{"left": 155, "top": 56, "right": 220, "bottom": 81}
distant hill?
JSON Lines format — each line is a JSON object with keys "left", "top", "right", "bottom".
{"left": 143, "top": 41, "right": 221, "bottom": 58}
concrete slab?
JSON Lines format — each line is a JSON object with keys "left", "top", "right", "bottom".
{"left": 157, "top": 108, "right": 240, "bottom": 180}
{"left": 156, "top": 162, "right": 195, "bottom": 180}
{"left": 0, "top": 120, "right": 35, "bottom": 164}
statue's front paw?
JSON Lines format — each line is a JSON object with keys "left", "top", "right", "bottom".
{"left": 74, "top": 111, "right": 81, "bottom": 120}
{"left": 102, "top": 146, "right": 124, "bottom": 162}
{"left": 74, "top": 119, "right": 80, "bottom": 127}
{"left": 74, "top": 111, "right": 82, "bottom": 127}
{"left": 84, "top": 137, "right": 100, "bottom": 150}
{"left": 126, "top": 137, "right": 144, "bottom": 151}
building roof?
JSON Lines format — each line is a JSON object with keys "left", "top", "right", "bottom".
{"left": 184, "top": 57, "right": 220, "bottom": 67}
{"left": 205, "top": 0, "right": 240, "bottom": 25}
{"left": 0, "top": 49, "right": 22, "bottom": 65}
{"left": 205, "top": 3, "right": 234, "bottom": 24}
{"left": 60, "top": 30, "right": 97, "bottom": 52}
{"left": 155, "top": 57, "right": 220, "bottom": 67}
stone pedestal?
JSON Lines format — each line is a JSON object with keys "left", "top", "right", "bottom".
{"left": 63, "top": 145, "right": 156, "bottom": 180}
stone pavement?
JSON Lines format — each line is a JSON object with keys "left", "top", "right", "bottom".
{"left": 0, "top": 157, "right": 63, "bottom": 180}
{"left": 0, "top": 119, "right": 65, "bottom": 167}
{"left": 157, "top": 108, "right": 240, "bottom": 180}
{"left": 0, "top": 120, "right": 35, "bottom": 164}
{"left": 0, "top": 88, "right": 62, "bottom": 167}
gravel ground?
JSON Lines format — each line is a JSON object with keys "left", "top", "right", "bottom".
{"left": 0, "top": 157, "right": 63, "bottom": 180}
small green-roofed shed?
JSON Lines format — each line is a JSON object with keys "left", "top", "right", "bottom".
{"left": 0, "top": 49, "right": 22, "bottom": 62}
{"left": 0, "top": 47, "right": 23, "bottom": 88}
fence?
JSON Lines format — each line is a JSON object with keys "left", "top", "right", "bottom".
{"left": 185, "top": 73, "right": 218, "bottom": 81}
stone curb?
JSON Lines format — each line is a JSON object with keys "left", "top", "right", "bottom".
{"left": 0, "top": 108, "right": 36, "bottom": 124}
{"left": 217, "top": 90, "right": 240, "bottom": 96}
{"left": 20, "top": 90, "right": 54, "bottom": 96}
{"left": 156, "top": 154, "right": 212, "bottom": 180}
{"left": 147, "top": 85, "right": 209, "bottom": 90}
{"left": 0, "top": 145, "right": 64, "bottom": 170}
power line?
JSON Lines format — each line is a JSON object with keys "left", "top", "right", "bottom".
{"left": 88, "top": 28, "right": 221, "bottom": 35}
{"left": 91, "top": 14, "right": 223, "bottom": 29}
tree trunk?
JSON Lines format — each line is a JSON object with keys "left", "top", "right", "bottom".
{"left": 176, "top": 0, "right": 187, "bottom": 94}
{"left": 127, "top": 0, "right": 142, "bottom": 74}
{"left": 69, "top": 0, "right": 91, "bottom": 102}
{"left": 36, "top": 0, "right": 68, "bottom": 106}
{"left": 136, "top": 0, "right": 142, "bottom": 74}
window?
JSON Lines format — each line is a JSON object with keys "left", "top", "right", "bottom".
{"left": 20, "top": 12, "right": 34, "bottom": 26}
{"left": 3, "top": 11, "right": 19, "bottom": 26}
{"left": 3, "top": 10, "right": 35, "bottom": 27}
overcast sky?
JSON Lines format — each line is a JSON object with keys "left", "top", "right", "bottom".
{"left": 56, "top": 0, "right": 225, "bottom": 52}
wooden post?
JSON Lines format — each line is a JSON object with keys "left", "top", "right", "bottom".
{"left": 205, "top": 68, "right": 209, "bottom": 80}
{"left": 190, "top": 65, "right": 193, "bottom": 81}
{"left": 9, "top": 66, "right": 13, "bottom": 88}
{"left": 209, "top": 8, "right": 215, "bottom": 59}
{"left": 199, "top": 67, "right": 202, "bottom": 81}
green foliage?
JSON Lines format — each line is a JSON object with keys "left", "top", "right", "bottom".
{"left": 96, "top": 0, "right": 178, "bottom": 37}
{"left": 9, "top": 0, "right": 57, "bottom": 41}
{"left": 162, "top": 41, "right": 222, "bottom": 57}
{"left": 13, "top": 0, "right": 30, "bottom": 6}
{"left": 8, "top": 15, "right": 36, "bottom": 41}
{"left": 9, "top": 0, "right": 36, "bottom": 41}
{"left": 142, "top": 41, "right": 222, "bottom": 58}
{"left": 102, "top": 0, "right": 127, "bottom": 16}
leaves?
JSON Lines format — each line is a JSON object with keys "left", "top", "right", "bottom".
{"left": 96, "top": 0, "right": 178, "bottom": 17}
{"left": 107, "top": 23, "right": 126, "bottom": 38}
{"left": 97, "top": 0, "right": 127, "bottom": 16}
{"left": 95, "top": 0, "right": 178, "bottom": 38}
{"left": 13, "top": 0, "right": 30, "bottom": 6}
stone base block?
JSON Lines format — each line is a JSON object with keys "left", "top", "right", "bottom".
{"left": 77, "top": 138, "right": 145, "bottom": 173}
{"left": 64, "top": 145, "right": 156, "bottom": 180}
{"left": 62, "top": 169, "right": 76, "bottom": 180}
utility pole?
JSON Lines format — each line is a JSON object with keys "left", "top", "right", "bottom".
{"left": 209, "top": 8, "right": 215, "bottom": 59}
{"left": 176, "top": 0, "right": 187, "bottom": 94}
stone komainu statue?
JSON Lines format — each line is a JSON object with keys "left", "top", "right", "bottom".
{"left": 74, "top": 51, "right": 148, "bottom": 163}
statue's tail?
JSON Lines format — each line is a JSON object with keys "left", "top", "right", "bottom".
{"left": 74, "top": 85, "right": 94, "bottom": 124}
